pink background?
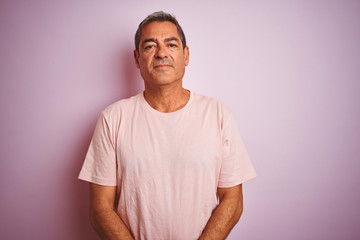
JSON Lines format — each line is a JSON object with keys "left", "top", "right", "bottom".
{"left": 1, "top": 1, "right": 359, "bottom": 239}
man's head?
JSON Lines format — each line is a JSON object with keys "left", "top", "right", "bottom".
{"left": 134, "top": 11, "right": 189, "bottom": 87}
{"left": 135, "top": 11, "right": 187, "bottom": 52}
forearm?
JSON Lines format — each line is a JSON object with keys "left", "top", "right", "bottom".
{"left": 199, "top": 198, "right": 243, "bottom": 240}
{"left": 90, "top": 205, "right": 133, "bottom": 240}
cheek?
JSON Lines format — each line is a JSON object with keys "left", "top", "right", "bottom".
{"left": 139, "top": 58, "right": 151, "bottom": 70}
{"left": 179, "top": 57, "right": 187, "bottom": 68}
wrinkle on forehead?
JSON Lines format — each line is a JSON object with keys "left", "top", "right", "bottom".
{"left": 140, "top": 22, "right": 181, "bottom": 44}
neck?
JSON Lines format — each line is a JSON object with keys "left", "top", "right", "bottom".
{"left": 143, "top": 82, "right": 190, "bottom": 113}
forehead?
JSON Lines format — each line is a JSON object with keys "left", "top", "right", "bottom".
{"left": 141, "top": 21, "right": 180, "bottom": 40}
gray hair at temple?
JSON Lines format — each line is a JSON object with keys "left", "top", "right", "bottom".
{"left": 134, "top": 11, "right": 187, "bottom": 52}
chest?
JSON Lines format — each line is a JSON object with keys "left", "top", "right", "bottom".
{"left": 116, "top": 111, "right": 222, "bottom": 182}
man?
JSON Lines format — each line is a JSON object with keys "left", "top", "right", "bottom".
{"left": 79, "top": 11, "right": 257, "bottom": 240}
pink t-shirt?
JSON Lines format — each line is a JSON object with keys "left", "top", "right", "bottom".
{"left": 78, "top": 91, "right": 257, "bottom": 240}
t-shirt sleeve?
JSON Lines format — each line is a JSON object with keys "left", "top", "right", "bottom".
{"left": 218, "top": 110, "right": 257, "bottom": 188}
{"left": 78, "top": 112, "right": 117, "bottom": 186}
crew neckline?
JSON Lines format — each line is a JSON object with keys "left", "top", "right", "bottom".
{"left": 139, "top": 90, "right": 193, "bottom": 116}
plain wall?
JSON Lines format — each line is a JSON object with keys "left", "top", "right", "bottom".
{"left": 1, "top": 0, "right": 359, "bottom": 239}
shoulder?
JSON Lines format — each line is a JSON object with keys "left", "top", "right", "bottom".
{"left": 99, "top": 92, "right": 142, "bottom": 120}
{"left": 191, "top": 91, "right": 233, "bottom": 117}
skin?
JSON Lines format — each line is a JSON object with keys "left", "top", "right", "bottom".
{"left": 89, "top": 184, "right": 133, "bottom": 239}
{"left": 199, "top": 185, "right": 244, "bottom": 240}
{"left": 89, "top": 21, "right": 244, "bottom": 240}
{"left": 134, "top": 21, "right": 190, "bottom": 113}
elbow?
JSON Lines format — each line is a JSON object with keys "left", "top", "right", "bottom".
{"left": 233, "top": 200, "right": 243, "bottom": 223}
{"left": 89, "top": 206, "right": 99, "bottom": 230}
{"left": 235, "top": 205, "right": 243, "bottom": 222}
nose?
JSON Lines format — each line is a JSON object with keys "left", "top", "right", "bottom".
{"left": 155, "top": 43, "right": 168, "bottom": 59}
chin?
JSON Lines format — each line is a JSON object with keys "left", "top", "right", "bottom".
{"left": 149, "top": 74, "right": 176, "bottom": 85}
{"left": 155, "top": 79, "right": 176, "bottom": 86}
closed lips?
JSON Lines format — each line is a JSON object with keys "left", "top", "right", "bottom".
{"left": 155, "top": 64, "right": 172, "bottom": 68}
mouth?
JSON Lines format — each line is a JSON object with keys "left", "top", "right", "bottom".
{"left": 154, "top": 64, "right": 172, "bottom": 69}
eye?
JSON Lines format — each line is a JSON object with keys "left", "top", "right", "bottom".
{"left": 144, "top": 44, "right": 155, "bottom": 50}
{"left": 143, "top": 43, "right": 156, "bottom": 52}
{"left": 168, "top": 43, "right": 177, "bottom": 48}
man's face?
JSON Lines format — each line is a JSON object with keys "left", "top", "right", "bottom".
{"left": 134, "top": 21, "right": 189, "bottom": 87}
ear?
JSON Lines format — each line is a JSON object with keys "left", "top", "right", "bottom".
{"left": 184, "top": 46, "right": 189, "bottom": 66}
{"left": 134, "top": 50, "right": 140, "bottom": 69}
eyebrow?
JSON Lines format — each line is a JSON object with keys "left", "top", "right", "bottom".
{"left": 141, "top": 37, "right": 180, "bottom": 47}
{"left": 142, "top": 38, "right": 156, "bottom": 46}
{"left": 164, "top": 37, "right": 180, "bottom": 43}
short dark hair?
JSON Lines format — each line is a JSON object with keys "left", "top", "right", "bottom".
{"left": 135, "top": 11, "right": 187, "bottom": 52}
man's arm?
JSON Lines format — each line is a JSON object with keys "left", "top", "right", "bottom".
{"left": 89, "top": 183, "right": 134, "bottom": 240}
{"left": 198, "top": 184, "right": 244, "bottom": 240}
